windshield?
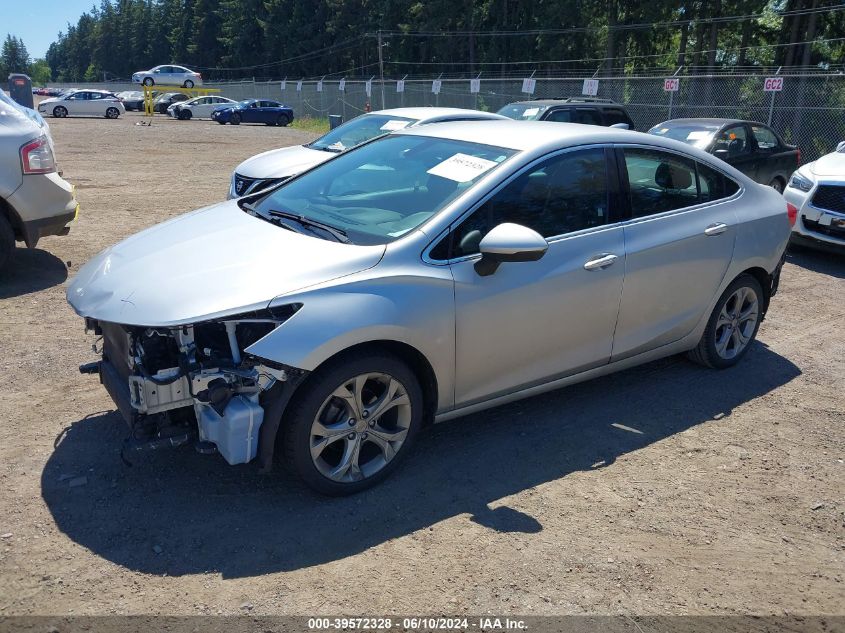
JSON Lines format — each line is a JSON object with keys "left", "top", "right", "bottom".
{"left": 308, "top": 114, "right": 417, "bottom": 152}
{"left": 648, "top": 123, "right": 720, "bottom": 149}
{"left": 497, "top": 103, "right": 549, "bottom": 121}
{"left": 248, "top": 134, "right": 516, "bottom": 245}
{"left": 239, "top": 100, "right": 253, "bottom": 107}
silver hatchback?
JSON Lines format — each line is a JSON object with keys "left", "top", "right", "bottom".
{"left": 68, "top": 121, "right": 790, "bottom": 495}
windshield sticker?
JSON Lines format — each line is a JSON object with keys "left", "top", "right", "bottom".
{"left": 686, "top": 130, "right": 712, "bottom": 140}
{"left": 427, "top": 153, "right": 499, "bottom": 183}
{"left": 380, "top": 119, "right": 411, "bottom": 131}
{"left": 521, "top": 107, "right": 540, "bottom": 118}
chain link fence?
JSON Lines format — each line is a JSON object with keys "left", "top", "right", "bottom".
{"left": 48, "top": 72, "right": 845, "bottom": 161}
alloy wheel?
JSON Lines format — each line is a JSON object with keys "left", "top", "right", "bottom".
{"left": 310, "top": 372, "right": 412, "bottom": 483}
{"left": 714, "top": 286, "right": 759, "bottom": 360}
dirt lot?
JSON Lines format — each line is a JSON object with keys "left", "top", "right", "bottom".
{"left": 0, "top": 110, "right": 843, "bottom": 618}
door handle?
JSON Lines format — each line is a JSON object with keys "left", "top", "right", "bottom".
{"left": 704, "top": 222, "right": 728, "bottom": 236}
{"left": 583, "top": 253, "right": 619, "bottom": 271}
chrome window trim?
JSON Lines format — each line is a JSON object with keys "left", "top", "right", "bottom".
{"left": 422, "top": 143, "right": 615, "bottom": 265}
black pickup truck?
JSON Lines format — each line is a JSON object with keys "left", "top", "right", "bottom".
{"left": 648, "top": 118, "right": 800, "bottom": 192}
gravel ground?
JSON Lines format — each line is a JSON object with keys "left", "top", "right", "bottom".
{"left": 0, "top": 110, "right": 843, "bottom": 618}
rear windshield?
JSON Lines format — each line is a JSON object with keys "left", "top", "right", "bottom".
{"left": 308, "top": 114, "right": 417, "bottom": 153}
{"left": 648, "top": 123, "right": 721, "bottom": 149}
{"left": 496, "top": 103, "right": 549, "bottom": 121}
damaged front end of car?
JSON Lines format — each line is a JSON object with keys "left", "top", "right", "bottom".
{"left": 78, "top": 304, "right": 306, "bottom": 468}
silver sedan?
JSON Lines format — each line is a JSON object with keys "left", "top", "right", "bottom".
{"left": 67, "top": 121, "right": 790, "bottom": 495}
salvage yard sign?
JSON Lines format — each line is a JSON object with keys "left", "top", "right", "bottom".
{"left": 582, "top": 78, "right": 599, "bottom": 96}
{"left": 764, "top": 77, "right": 784, "bottom": 92}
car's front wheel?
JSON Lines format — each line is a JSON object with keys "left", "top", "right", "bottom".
{"left": 283, "top": 353, "right": 423, "bottom": 495}
{"left": 142, "top": 78, "right": 154, "bottom": 87}
{"left": 230, "top": 112, "right": 241, "bottom": 125}
{"left": 53, "top": 106, "right": 67, "bottom": 118}
{"left": 178, "top": 109, "right": 191, "bottom": 120}
{"left": 689, "top": 273, "right": 764, "bottom": 369}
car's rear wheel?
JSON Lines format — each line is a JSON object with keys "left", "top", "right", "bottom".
{"left": 142, "top": 78, "right": 154, "bottom": 87}
{"left": 230, "top": 112, "right": 241, "bottom": 125}
{"left": 283, "top": 353, "right": 423, "bottom": 495}
{"left": 769, "top": 177, "right": 785, "bottom": 194}
{"left": 105, "top": 107, "right": 120, "bottom": 119}
{"left": 0, "top": 214, "right": 14, "bottom": 272}
{"left": 183, "top": 80, "right": 194, "bottom": 89}
{"left": 53, "top": 106, "right": 67, "bottom": 118}
{"left": 688, "top": 273, "right": 764, "bottom": 369}
{"left": 277, "top": 114, "right": 291, "bottom": 127}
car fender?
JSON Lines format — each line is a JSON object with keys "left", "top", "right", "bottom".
{"left": 244, "top": 271, "right": 456, "bottom": 411}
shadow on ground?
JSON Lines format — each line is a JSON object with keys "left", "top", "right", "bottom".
{"left": 787, "top": 243, "right": 845, "bottom": 279}
{"left": 42, "top": 343, "right": 799, "bottom": 578}
{"left": 0, "top": 248, "right": 68, "bottom": 299}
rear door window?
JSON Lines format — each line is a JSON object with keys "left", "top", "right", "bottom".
{"left": 544, "top": 109, "right": 572, "bottom": 122}
{"left": 750, "top": 124, "right": 779, "bottom": 150}
{"left": 713, "top": 125, "right": 750, "bottom": 157}
{"left": 573, "top": 108, "right": 603, "bottom": 125}
{"left": 604, "top": 109, "right": 630, "bottom": 126}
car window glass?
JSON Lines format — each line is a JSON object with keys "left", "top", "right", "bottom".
{"left": 750, "top": 125, "right": 778, "bottom": 150}
{"left": 545, "top": 109, "right": 572, "bottom": 123}
{"left": 573, "top": 108, "right": 603, "bottom": 125}
{"left": 89, "top": 92, "right": 103, "bottom": 100}
{"left": 604, "top": 109, "right": 629, "bottom": 126}
{"left": 623, "top": 148, "right": 699, "bottom": 217}
{"left": 254, "top": 134, "right": 516, "bottom": 246}
{"left": 69, "top": 92, "right": 87, "bottom": 100}
{"left": 697, "top": 162, "right": 739, "bottom": 202}
{"left": 713, "top": 125, "right": 750, "bottom": 156}
{"left": 447, "top": 148, "right": 609, "bottom": 258}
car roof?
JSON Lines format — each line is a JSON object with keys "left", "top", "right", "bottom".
{"left": 374, "top": 107, "right": 505, "bottom": 122}
{"left": 398, "top": 119, "right": 711, "bottom": 154}
{"left": 507, "top": 99, "right": 624, "bottom": 107}
{"left": 654, "top": 118, "right": 751, "bottom": 128}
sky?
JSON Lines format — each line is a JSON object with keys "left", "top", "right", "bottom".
{"left": 2, "top": 0, "right": 93, "bottom": 59}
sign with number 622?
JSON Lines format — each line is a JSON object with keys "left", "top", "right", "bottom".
{"left": 764, "top": 77, "right": 784, "bottom": 92}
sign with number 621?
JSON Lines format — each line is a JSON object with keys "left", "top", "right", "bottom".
{"left": 764, "top": 77, "right": 784, "bottom": 92}
{"left": 663, "top": 78, "right": 680, "bottom": 92}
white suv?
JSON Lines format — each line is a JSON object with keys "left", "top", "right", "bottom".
{"left": 0, "top": 90, "right": 78, "bottom": 270}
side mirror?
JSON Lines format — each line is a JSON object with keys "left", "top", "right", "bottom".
{"left": 837, "top": 141, "right": 845, "bottom": 153}
{"left": 474, "top": 223, "right": 548, "bottom": 277}
{"left": 610, "top": 122, "right": 630, "bottom": 130}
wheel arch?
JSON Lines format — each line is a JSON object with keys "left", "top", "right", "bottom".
{"left": 0, "top": 197, "right": 25, "bottom": 243}
{"left": 738, "top": 265, "right": 774, "bottom": 316}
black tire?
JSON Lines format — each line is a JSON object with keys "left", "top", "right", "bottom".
{"left": 688, "top": 273, "right": 764, "bottom": 369}
{"left": 183, "top": 80, "right": 194, "bottom": 89}
{"left": 0, "top": 213, "right": 14, "bottom": 272}
{"left": 277, "top": 114, "right": 290, "bottom": 127}
{"left": 53, "top": 106, "right": 67, "bottom": 118}
{"left": 105, "top": 107, "right": 120, "bottom": 119}
{"left": 142, "top": 78, "right": 154, "bottom": 87}
{"left": 283, "top": 353, "right": 424, "bottom": 496}
{"left": 769, "top": 177, "right": 785, "bottom": 194}
{"left": 178, "top": 109, "right": 191, "bottom": 120}
{"left": 217, "top": 120, "right": 226, "bottom": 125}
{"left": 230, "top": 112, "right": 241, "bottom": 125}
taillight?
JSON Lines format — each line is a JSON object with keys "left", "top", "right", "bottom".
{"left": 786, "top": 202, "right": 798, "bottom": 227}
{"left": 20, "top": 136, "right": 56, "bottom": 175}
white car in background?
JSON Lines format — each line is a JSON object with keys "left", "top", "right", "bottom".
{"left": 132, "top": 65, "right": 203, "bottom": 88}
{"left": 784, "top": 141, "right": 845, "bottom": 250}
{"left": 229, "top": 107, "right": 507, "bottom": 198}
{"left": 168, "top": 95, "right": 237, "bottom": 120}
{"left": 37, "top": 90, "right": 125, "bottom": 119}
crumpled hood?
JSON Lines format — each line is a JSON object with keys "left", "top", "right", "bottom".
{"left": 810, "top": 151, "right": 845, "bottom": 178}
{"left": 235, "top": 145, "right": 331, "bottom": 179}
{"left": 67, "top": 200, "right": 385, "bottom": 327}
